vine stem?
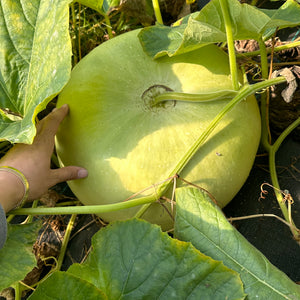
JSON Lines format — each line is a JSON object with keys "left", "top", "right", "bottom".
{"left": 103, "top": 14, "right": 113, "bottom": 39}
{"left": 258, "top": 38, "right": 269, "bottom": 79}
{"left": 268, "top": 117, "right": 300, "bottom": 240}
{"left": 219, "top": 0, "right": 239, "bottom": 91}
{"left": 56, "top": 214, "right": 77, "bottom": 270}
{"left": 10, "top": 78, "right": 286, "bottom": 217}
{"left": 258, "top": 33, "right": 300, "bottom": 240}
{"left": 13, "top": 283, "right": 21, "bottom": 300}
{"left": 236, "top": 41, "right": 300, "bottom": 58}
{"left": 152, "top": 0, "right": 163, "bottom": 24}
{"left": 259, "top": 37, "right": 272, "bottom": 150}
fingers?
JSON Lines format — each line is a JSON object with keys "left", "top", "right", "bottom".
{"left": 34, "top": 104, "right": 69, "bottom": 152}
{"left": 50, "top": 166, "right": 88, "bottom": 186}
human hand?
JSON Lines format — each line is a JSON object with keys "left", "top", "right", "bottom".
{"left": 0, "top": 104, "right": 88, "bottom": 210}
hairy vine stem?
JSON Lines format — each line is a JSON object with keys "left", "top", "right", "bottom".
{"left": 258, "top": 34, "right": 300, "bottom": 241}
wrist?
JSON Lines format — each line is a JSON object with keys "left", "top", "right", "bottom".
{"left": 0, "top": 169, "right": 27, "bottom": 213}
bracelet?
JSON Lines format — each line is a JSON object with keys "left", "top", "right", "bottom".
{"left": 0, "top": 166, "right": 29, "bottom": 208}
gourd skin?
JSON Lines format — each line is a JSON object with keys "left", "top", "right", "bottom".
{"left": 56, "top": 29, "right": 261, "bottom": 229}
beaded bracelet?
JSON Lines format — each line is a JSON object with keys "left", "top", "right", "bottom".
{"left": 0, "top": 166, "right": 29, "bottom": 208}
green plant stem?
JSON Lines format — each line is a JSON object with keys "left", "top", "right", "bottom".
{"left": 259, "top": 37, "right": 272, "bottom": 151}
{"left": 219, "top": 0, "right": 239, "bottom": 91}
{"left": 152, "top": 0, "right": 163, "bottom": 24}
{"left": 135, "top": 77, "right": 287, "bottom": 218}
{"left": 10, "top": 195, "right": 157, "bottom": 215}
{"left": 257, "top": 34, "right": 300, "bottom": 240}
{"left": 164, "top": 79, "right": 285, "bottom": 180}
{"left": 56, "top": 214, "right": 77, "bottom": 270}
{"left": 236, "top": 41, "right": 300, "bottom": 58}
{"left": 13, "top": 283, "right": 21, "bottom": 300}
{"left": 267, "top": 117, "right": 300, "bottom": 240}
{"left": 260, "top": 93, "right": 271, "bottom": 151}
{"left": 153, "top": 90, "right": 237, "bottom": 105}
{"left": 103, "top": 14, "right": 113, "bottom": 39}
{"left": 258, "top": 38, "right": 269, "bottom": 79}
{"left": 11, "top": 77, "right": 286, "bottom": 217}
{"left": 27, "top": 200, "right": 39, "bottom": 223}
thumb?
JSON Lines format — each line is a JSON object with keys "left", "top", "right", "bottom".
{"left": 51, "top": 166, "right": 88, "bottom": 185}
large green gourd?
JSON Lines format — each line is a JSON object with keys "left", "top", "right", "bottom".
{"left": 56, "top": 29, "right": 261, "bottom": 229}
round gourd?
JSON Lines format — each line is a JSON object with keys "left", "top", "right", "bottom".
{"left": 56, "top": 29, "right": 261, "bottom": 229}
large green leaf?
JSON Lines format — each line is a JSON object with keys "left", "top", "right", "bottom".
{"left": 28, "top": 271, "right": 107, "bottom": 300}
{"left": 0, "top": 0, "right": 72, "bottom": 143}
{"left": 0, "top": 221, "right": 40, "bottom": 291}
{"left": 175, "top": 187, "right": 300, "bottom": 300}
{"left": 139, "top": 0, "right": 300, "bottom": 58}
{"left": 66, "top": 219, "right": 245, "bottom": 299}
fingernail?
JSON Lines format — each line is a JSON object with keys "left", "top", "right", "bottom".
{"left": 77, "top": 169, "right": 88, "bottom": 178}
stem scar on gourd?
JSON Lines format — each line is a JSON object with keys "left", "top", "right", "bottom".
{"left": 141, "top": 84, "right": 176, "bottom": 111}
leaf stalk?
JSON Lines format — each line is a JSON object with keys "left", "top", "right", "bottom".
{"left": 219, "top": 0, "right": 239, "bottom": 91}
{"left": 152, "top": 0, "right": 163, "bottom": 24}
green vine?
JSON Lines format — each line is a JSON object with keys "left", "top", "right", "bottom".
{"left": 258, "top": 33, "right": 300, "bottom": 241}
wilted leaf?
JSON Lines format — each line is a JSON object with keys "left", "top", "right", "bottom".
{"left": 67, "top": 219, "right": 245, "bottom": 299}
{"left": 0, "top": 221, "right": 41, "bottom": 291}
{"left": 175, "top": 187, "right": 300, "bottom": 300}
{"left": 28, "top": 271, "right": 107, "bottom": 300}
{"left": 0, "top": 0, "right": 72, "bottom": 143}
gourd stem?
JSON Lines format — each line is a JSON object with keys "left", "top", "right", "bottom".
{"left": 11, "top": 77, "right": 286, "bottom": 217}
{"left": 152, "top": 90, "right": 238, "bottom": 106}
{"left": 219, "top": 0, "right": 239, "bottom": 91}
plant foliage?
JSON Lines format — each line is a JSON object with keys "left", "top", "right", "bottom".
{"left": 29, "top": 219, "right": 246, "bottom": 299}
{"left": 0, "top": 0, "right": 72, "bottom": 143}
{"left": 0, "top": 221, "right": 41, "bottom": 291}
{"left": 175, "top": 187, "right": 300, "bottom": 299}
{"left": 139, "top": 0, "right": 300, "bottom": 58}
